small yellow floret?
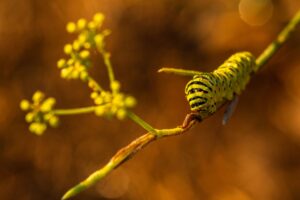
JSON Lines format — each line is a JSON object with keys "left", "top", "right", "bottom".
{"left": 25, "top": 112, "right": 34, "bottom": 122}
{"left": 71, "top": 70, "right": 80, "bottom": 79}
{"left": 67, "top": 58, "right": 74, "bottom": 66}
{"left": 57, "top": 59, "right": 66, "bottom": 68}
{"left": 20, "top": 100, "right": 30, "bottom": 111}
{"left": 80, "top": 71, "right": 89, "bottom": 81}
{"left": 64, "top": 44, "right": 73, "bottom": 54}
{"left": 93, "top": 13, "right": 105, "bottom": 26}
{"left": 77, "top": 18, "right": 87, "bottom": 30}
{"left": 78, "top": 33, "right": 87, "bottom": 44}
{"left": 40, "top": 98, "right": 56, "bottom": 112}
{"left": 79, "top": 50, "right": 90, "bottom": 59}
{"left": 110, "top": 81, "right": 121, "bottom": 92}
{"left": 49, "top": 116, "right": 59, "bottom": 127}
{"left": 125, "top": 96, "right": 137, "bottom": 108}
{"left": 66, "top": 22, "right": 77, "bottom": 33}
{"left": 116, "top": 109, "right": 127, "bottom": 120}
{"left": 94, "top": 97, "right": 104, "bottom": 105}
{"left": 83, "top": 43, "right": 91, "bottom": 49}
{"left": 29, "top": 123, "right": 46, "bottom": 135}
{"left": 88, "top": 21, "right": 96, "bottom": 30}
{"left": 73, "top": 40, "right": 81, "bottom": 51}
{"left": 61, "top": 68, "right": 71, "bottom": 79}
{"left": 90, "top": 92, "right": 98, "bottom": 99}
{"left": 94, "top": 34, "right": 103, "bottom": 45}
{"left": 95, "top": 106, "right": 106, "bottom": 116}
{"left": 33, "top": 91, "right": 45, "bottom": 102}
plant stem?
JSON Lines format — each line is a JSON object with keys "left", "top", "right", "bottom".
{"left": 98, "top": 47, "right": 115, "bottom": 84}
{"left": 126, "top": 111, "right": 157, "bottom": 134}
{"left": 61, "top": 117, "right": 196, "bottom": 200}
{"left": 87, "top": 77, "right": 104, "bottom": 92}
{"left": 52, "top": 106, "right": 96, "bottom": 115}
{"left": 62, "top": 161, "right": 116, "bottom": 200}
{"left": 103, "top": 52, "right": 115, "bottom": 83}
{"left": 255, "top": 10, "right": 300, "bottom": 71}
{"left": 158, "top": 68, "right": 202, "bottom": 76}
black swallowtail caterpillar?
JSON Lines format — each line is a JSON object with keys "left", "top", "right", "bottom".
{"left": 185, "top": 52, "right": 256, "bottom": 120}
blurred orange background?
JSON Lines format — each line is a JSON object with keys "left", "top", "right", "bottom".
{"left": 1, "top": 0, "right": 300, "bottom": 200}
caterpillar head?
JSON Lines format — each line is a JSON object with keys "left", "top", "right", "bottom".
{"left": 185, "top": 73, "right": 217, "bottom": 114}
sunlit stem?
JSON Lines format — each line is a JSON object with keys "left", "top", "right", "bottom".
{"left": 87, "top": 76, "right": 104, "bottom": 92}
{"left": 158, "top": 68, "right": 201, "bottom": 76}
{"left": 98, "top": 47, "right": 115, "bottom": 86}
{"left": 52, "top": 106, "right": 97, "bottom": 115}
{"left": 126, "top": 111, "right": 157, "bottom": 134}
{"left": 62, "top": 162, "right": 115, "bottom": 200}
{"left": 61, "top": 119, "right": 196, "bottom": 200}
{"left": 255, "top": 10, "right": 300, "bottom": 71}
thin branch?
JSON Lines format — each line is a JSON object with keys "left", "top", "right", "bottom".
{"left": 53, "top": 106, "right": 96, "bottom": 115}
{"left": 87, "top": 77, "right": 104, "bottom": 92}
{"left": 62, "top": 117, "right": 197, "bottom": 200}
{"left": 98, "top": 47, "right": 115, "bottom": 84}
{"left": 158, "top": 68, "right": 202, "bottom": 76}
{"left": 126, "top": 111, "right": 157, "bottom": 134}
{"left": 255, "top": 10, "right": 300, "bottom": 71}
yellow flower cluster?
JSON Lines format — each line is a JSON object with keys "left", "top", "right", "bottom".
{"left": 20, "top": 91, "right": 59, "bottom": 135}
{"left": 57, "top": 12, "right": 110, "bottom": 81}
{"left": 20, "top": 12, "right": 139, "bottom": 135}
{"left": 90, "top": 81, "right": 137, "bottom": 120}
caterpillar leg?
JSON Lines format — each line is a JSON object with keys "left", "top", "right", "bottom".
{"left": 158, "top": 68, "right": 202, "bottom": 76}
{"left": 222, "top": 95, "right": 239, "bottom": 125}
{"left": 182, "top": 112, "right": 202, "bottom": 128}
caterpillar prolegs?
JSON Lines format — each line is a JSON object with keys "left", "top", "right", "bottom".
{"left": 184, "top": 52, "right": 256, "bottom": 125}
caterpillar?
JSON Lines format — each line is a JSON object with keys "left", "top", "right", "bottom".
{"left": 185, "top": 51, "right": 256, "bottom": 120}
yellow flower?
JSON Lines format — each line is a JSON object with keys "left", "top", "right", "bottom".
{"left": 110, "top": 81, "right": 121, "bottom": 92}
{"left": 93, "top": 13, "right": 105, "bottom": 25}
{"left": 77, "top": 18, "right": 87, "bottom": 30}
{"left": 32, "top": 91, "right": 45, "bottom": 103}
{"left": 20, "top": 100, "right": 30, "bottom": 110}
{"left": 66, "top": 22, "right": 77, "bottom": 33}
{"left": 116, "top": 109, "right": 127, "bottom": 120}
{"left": 64, "top": 44, "right": 73, "bottom": 55}
{"left": 57, "top": 59, "right": 66, "bottom": 68}
{"left": 125, "top": 96, "right": 136, "bottom": 108}
{"left": 79, "top": 50, "right": 90, "bottom": 59}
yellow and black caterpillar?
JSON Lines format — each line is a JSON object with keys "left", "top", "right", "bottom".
{"left": 185, "top": 52, "right": 256, "bottom": 118}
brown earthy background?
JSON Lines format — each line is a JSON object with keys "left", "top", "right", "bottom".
{"left": 1, "top": 0, "right": 300, "bottom": 199}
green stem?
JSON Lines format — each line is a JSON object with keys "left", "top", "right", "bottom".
{"left": 103, "top": 52, "right": 115, "bottom": 83}
{"left": 62, "top": 162, "right": 115, "bottom": 200}
{"left": 255, "top": 10, "right": 300, "bottom": 71}
{"left": 98, "top": 47, "right": 115, "bottom": 85}
{"left": 158, "top": 67, "right": 202, "bottom": 76}
{"left": 61, "top": 118, "right": 196, "bottom": 200}
{"left": 126, "top": 111, "right": 157, "bottom": 134}
{"left": 52, "top": 106, "right": 96, "bottom": 115}
{"left": 87, "top": 77, "right": 104, "bottom": 92}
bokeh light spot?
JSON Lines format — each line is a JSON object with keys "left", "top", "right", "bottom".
{"left": 239, "top": 0, "right": 273, "bottom": 26}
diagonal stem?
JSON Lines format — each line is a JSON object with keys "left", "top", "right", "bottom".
{"left": 61, "top": 117, "right": 197, "bottom": 200}
{"left": 126, "top": 111, "right": 157, "bottom": 134}
{"left": 255, "top": 10, "right": 300, "bottom": 71}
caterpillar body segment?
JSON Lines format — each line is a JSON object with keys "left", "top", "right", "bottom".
{"left": 185, "top": 52, "right": 256, "bottom": 119}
